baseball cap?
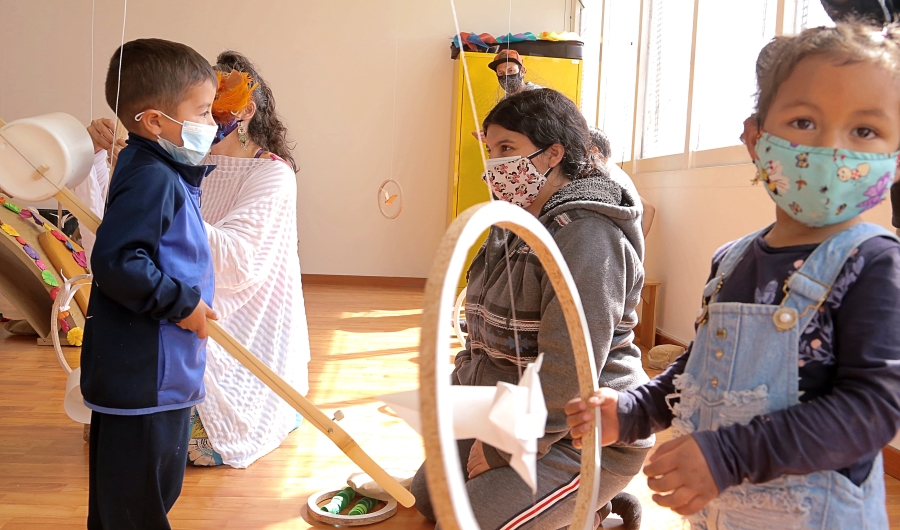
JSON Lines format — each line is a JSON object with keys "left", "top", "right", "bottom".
{"left": 488, "top": 49, "right": 524, "bottom": 72}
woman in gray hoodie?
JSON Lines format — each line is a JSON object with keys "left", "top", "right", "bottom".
{"left": 411, "top": 89, "right": 650, "bottom": 529}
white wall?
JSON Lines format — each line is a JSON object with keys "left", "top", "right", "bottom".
{"left": 634, "top": 161, "right": 895, "bottom": 344}
{"left": 0, "top": 0, "right": 569, "bottom": 277}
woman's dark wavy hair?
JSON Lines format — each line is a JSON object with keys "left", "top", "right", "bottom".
{"left": 214, "top": 50, "right": 297, "bottom": 173}
{"left": 482, "top": 88, "right": 594, "bottom": 179}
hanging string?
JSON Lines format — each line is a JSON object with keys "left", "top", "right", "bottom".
{"left": 500, "top": 0, "right": 525, "bottom": 381}
{"left": 449, "top": 0, "right": 488, "bottom": 174}
{"left": 103, "top": 0, "right": 127, "bottom": 214}
{"left": 507, "top": 0, "right": 514, "bottom": 53}
{"left": 109, "top": 0, "right": 128, "bottom": 166}
{"left": 448, "top": 0, "right": 524, "bottom": 380}
{"left": 89, "top": 0, "right": 95, "bottom": 119}
{"left": 385, "top": 3, "right": 401, "bottom": 212}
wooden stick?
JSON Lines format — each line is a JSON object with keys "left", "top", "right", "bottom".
{"left": 206, "top": 321, "right": 414, "bottom": 507}
{"left": 419, "top": 201, "right": 600, "bottom": 530}
{"left": 52, "top": 191, "right": 416, "bottom": 508}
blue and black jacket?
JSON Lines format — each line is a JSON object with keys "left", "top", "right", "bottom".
{"left": 80, "top": 134, "right": 215, "bottom": 415}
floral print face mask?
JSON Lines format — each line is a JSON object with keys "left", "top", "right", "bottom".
{"left": 753, "top": 132, "right": 900, "bottom": 227}
{"left": 481, "top": 147, "right": 551, "bottom": 208}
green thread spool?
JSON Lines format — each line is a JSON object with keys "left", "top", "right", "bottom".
{"left": 349, "top": 497, "right": 378, "bottom": 516}
{"left": 321, "top": 487, "right": 355, "bottom": 514}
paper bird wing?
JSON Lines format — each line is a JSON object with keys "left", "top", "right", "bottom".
{"left": 379, "top": 386, "right": 499, "bottom": 442}
{"left": 379, "top": 355, "right": 548, "bottom": 492}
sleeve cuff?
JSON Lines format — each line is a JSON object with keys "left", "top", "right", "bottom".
{"left": 616, "top": 390, "right": 640, "bottom": 443}
{"left": 167, "top": 286, "right": 202, "bottom": 323}
{"left": 693, "top": 430, "right": 733, "bottom": 494}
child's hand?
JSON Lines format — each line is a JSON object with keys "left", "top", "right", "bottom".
{"left": 176, "top": 300, "right": 218, "bottom": 339}
{"left": 644, "top": 435, "right": 718, "bottom": 515}
{"left": 467, "top": 440, "right": 490, "bottom": 479}
{"left": 564, "top": 388, "right": 620, "bottom": 448}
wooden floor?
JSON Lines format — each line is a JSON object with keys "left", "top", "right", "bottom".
{"left": 1, "top": 283, "right": 899, "bottom": 529}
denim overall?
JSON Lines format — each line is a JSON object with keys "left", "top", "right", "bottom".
{"left": 671, "top": 223, "right": 893, "bottom": 530}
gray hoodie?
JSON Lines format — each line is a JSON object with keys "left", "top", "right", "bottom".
{"left": 453, "top": 167, "right": 653, "bottom": 478}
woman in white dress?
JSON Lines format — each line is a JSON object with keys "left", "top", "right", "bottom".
{"left": 188, "top": 50, "right": 310, "bottom": 468}
{"left": 80, "top": 50, "right": 311, "bottom": 468}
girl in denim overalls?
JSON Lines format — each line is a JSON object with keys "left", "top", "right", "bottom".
{"left": 565, "top": 21, "right": 900, "bottom": 529}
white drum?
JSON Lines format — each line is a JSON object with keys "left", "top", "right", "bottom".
{"left": 0, "top": 113, "right": 93, "bottom": 202}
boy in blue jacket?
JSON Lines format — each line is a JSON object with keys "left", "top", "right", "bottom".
{"left": 81, "top": 38, "right": 219, "bottom": 529}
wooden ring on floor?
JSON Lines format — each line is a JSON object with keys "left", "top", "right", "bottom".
{"left": 419, "top": 201, "right": 602, "bottom": 530}
{"left": 306, "top": 488, "right": 398, "bottom": 526}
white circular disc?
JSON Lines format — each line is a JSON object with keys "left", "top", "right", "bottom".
{"left": 0, "top": 113, "right": 93, "bottom": 202}
{"left": 377, "top": 179, "right": 403, "bottom": 219}
{"left": 64, "top": 367, "right": 92, "bottom": 424}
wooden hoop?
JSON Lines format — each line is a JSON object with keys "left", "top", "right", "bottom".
{"left": 306, "top": 488, "right": 398, "bottom": 526}
{"left": 452, "top": 286, "right": 466, "bottom": 346}
{"left": 419, "top": 201, "right": 601, "bottom": 530}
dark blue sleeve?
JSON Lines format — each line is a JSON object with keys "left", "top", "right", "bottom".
{"left": 615, "top": 242, "right": 733, "bottom": 443}
{"left": 695, "top": 242, "right": 900, "bottom": 492}
{"left": 90, "top": 165, "right": 201, "bottom": 321}
{"left": 617, "top": 349, "right": 690, "bottom": 442}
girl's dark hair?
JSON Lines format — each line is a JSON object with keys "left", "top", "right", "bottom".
{"left": 214, "top": 50, "right": 297, "bottom": 172}
{"left": 755, "top": 20, "right": 900, "bottom": 127}
{"left": 482, "top": 89, "right": 593, "bottom": 179}
{"left": 589, "top": 127, "right": 612, "bottom": 160}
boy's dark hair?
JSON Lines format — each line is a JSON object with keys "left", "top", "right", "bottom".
{"left": 214, "top": 51, "right": 297, "bottom": 173}
{"left": 105, "top": 38, "right": 217, "bottom": 131}
{"left": 589, "top": 127, "right": 612, "bottom": 161}
{"left": 483, "top": 88, "right": 592, "bottom": 179}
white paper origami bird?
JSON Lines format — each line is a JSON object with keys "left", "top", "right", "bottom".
{"left": 380, "top": 353, "right": 548, "bottom": 493}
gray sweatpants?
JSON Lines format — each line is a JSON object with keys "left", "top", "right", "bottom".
{"left": 410, "top": 439, "right": 640, "bottom": 530}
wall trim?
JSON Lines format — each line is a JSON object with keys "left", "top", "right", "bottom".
{"left": 884, "top": 445, "right": 900, "bottom": 480}
{"left": 302, "top": 274, "right": 426, "bottom": 289}
{"left": 654, "top": 330, "right": 689, "bottom": 350}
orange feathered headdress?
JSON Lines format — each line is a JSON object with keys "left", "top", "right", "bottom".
{"left": 212, "top": 69, "right": 259, "bottom": 123}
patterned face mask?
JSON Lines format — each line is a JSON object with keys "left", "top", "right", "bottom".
{"left": 481, "top": 147, "right": 551, "bottom": 208}
{"left": 753, "top": 132, "right": 900, "bottom": 227}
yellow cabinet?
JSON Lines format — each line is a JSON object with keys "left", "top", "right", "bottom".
{"left": 447, "top": 52, "right": 583, "bottom": 288}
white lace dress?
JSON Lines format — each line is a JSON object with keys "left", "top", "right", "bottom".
{"left": 75, "top": 151, "right": 310, "bottom": 468}
{"left": 72, "top": 150, "right": 110, "bottom": 262}
{"left": 196, "top": 154, "right": 310, "bottom": 468}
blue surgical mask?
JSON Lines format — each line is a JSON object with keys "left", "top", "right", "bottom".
{"left": 134, "top": 110, "right": 217, "bottom": 165}
{"left": 753, "top": 132, "right": 900, "bottom": 227}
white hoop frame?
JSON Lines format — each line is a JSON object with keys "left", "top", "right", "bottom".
{"left": 419, "top": 201, "right": 602, "bottom": 530}
{"left": 50, "top": 272, "right": 92, "bottom": 374}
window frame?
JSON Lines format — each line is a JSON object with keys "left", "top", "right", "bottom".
{"left": 597, "top": 0, "right": 795, "bottom": 174}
